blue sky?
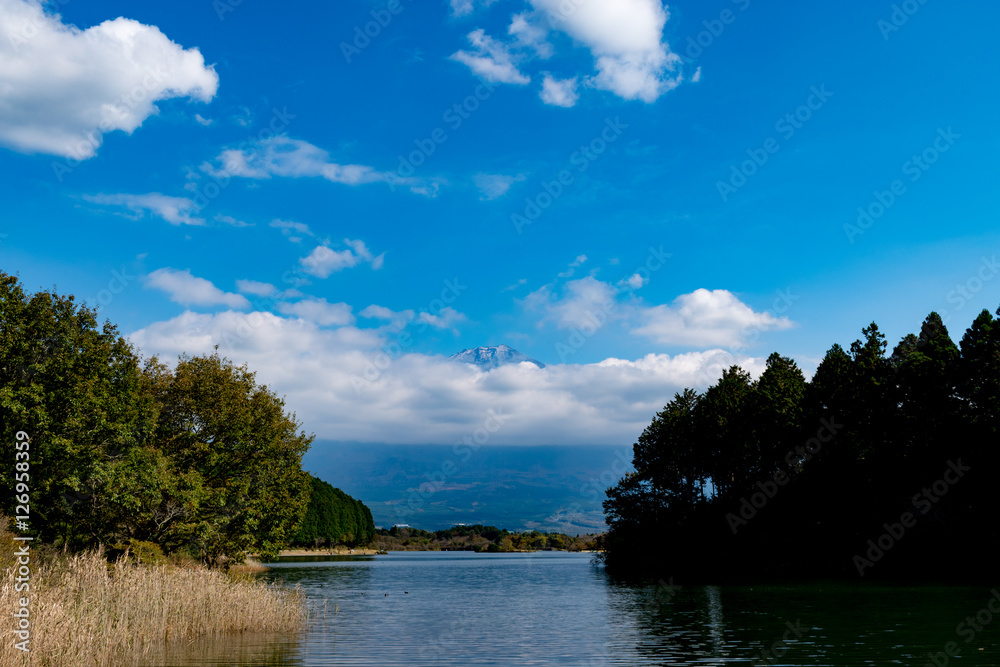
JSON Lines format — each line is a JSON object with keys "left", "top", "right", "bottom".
{"left": 2, "top": 0, "right": 999, "bottom": 446}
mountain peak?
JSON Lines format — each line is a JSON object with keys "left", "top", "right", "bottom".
{"left": 449, "top": 345, "right": 545, "bottom": 370}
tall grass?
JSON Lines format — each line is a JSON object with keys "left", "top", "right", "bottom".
{"left": 0, "top": 520, "right": 306, "bottom": 666}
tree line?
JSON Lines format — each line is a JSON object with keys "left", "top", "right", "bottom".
{"left": 377, "top": 524, "right": 601, "bottom": 552}
{"left": 292, "top": 476, "right": 375, "bottom": 548}
{"left": 603, "top": 309, "right": 1000, "bottom": 581}
{"left": 0, "top": 273, "right": 373, "bottom": 562}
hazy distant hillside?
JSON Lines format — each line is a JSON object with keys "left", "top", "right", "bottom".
{"left": 302, "top": 443, "right": 631, "bottom": 535}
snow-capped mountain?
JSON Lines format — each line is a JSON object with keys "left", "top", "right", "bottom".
{"left": 449, "top": 344, "right": 545, "bottom": 370}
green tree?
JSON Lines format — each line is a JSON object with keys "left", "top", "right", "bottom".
{"left": 0, "top": 273, "right": 157, "bottom": 548}
{"left": 697, "top": 365, "right": 756, "bottom": 500}
{"left": 292, "top": 476, "right": 375, "bottom": 548}
{"left": 753, "top": 353, "right": 806, "bottom": 479}
{"left": 150, "top": 352, "right": 313, "bottom": 562}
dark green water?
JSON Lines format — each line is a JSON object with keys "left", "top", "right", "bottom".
{"left": 157, "top": 551, "right": 999, "bottom": 666}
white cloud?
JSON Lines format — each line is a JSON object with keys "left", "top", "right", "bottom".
{"left": 129, "top": 310, "right": 768, "bottom": 445}
{"left": 509, "top": 12, "right": 553, "bottom": 58}
{"left": 691, "top": 66, "right": 702, "bottom": 83}
{"left": 502, "top": 278, "right": 529, "bottom": 292}
{"left": 450, "top": 0, "right": 499, "bottom": 17}
{"left": 361, "top": 305, "right": 408, "bottom": 320}
{"left": 556, "top": 254, "right": 588, "bottom": 278}
{"left": 524, "top": 276, "right": 619, "bottom": 330}
{"left": 473, "top": 173, "right": 526, "bottom": 200}
{"left": 633, "top": 289, "right": 795, "bottom": 347}
{"left": 525, "top": 271, "right": 795, "bottom": 350}
{"left": 209, "top": 136, "right": 378, "bottom": 183}
{"left": 0, "top": 0, "right": 218, "bottom": 159}
{"left": 194, "top": 114, "right": 214, "bottom": 126}
{"left": 623, "top": 273, "right": 647, "bottom": 290}
{"left": 270, "top": 219, "right": 313, "bottom": 242}
{"left": 84, "top": 193, "right": 204, "bottom": 226}
{"left": 418, "top": 307, "right": 466, "bottom": 332}
{"left": 361, "top": 305, "right": 416, "bottom": 331}
{"left": 300, "top": 240, "right": 384, "bottom": 278}
{"left": 145, "top": 268, "right": 249, "bottom": 309}
{"left": 540, "top": 75, "right": 579, "bottom": 107}
{"left": 206, "top": 136, "right": 431, "bottom": 194}
{"left": 215, "top": 214, "right": 251, "bottom": 227}
{"left": 235, "top": 279, "right": 276, "bottom": 297}
{"left": 530, "top": 0, "right": 681, "bottom": 102}
{"left": 232, "top": 107, "right": 253, "bottom": 127}
{"left": 277, "top": 298, "right": 354, "bottom": 327}
{"left": 450, "top": 29, "right": 530, "bottom": 84}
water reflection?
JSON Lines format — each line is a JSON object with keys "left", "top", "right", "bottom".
{"left": 152, "top": 553, "right": 998, "bottom": 666}
{"left": 141, "top": 632, "right": 302, "bottom": 666}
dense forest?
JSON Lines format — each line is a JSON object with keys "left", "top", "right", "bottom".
{"left": 292, "top": 476, "right": 375, "bottom": 548}
{"left": 603, "top": 309, "right": 1000, "bottom": 581}
{"left": 375, "top": 524, "right": 601, "bottom": 552}
{"left": 0, "top": 273, "right": 366, "bottom": 562}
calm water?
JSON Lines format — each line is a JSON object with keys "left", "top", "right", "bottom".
{"left": 155, "top": 551, "right": 999, "bottom": 666}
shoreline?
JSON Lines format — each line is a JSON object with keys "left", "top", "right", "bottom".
{"left": 275, "top": 547, "right": 380, "bottom": 557}
{"left": 249, "top": 547, "right": 603, "bottom": 561}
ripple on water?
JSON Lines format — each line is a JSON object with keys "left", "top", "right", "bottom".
{"left": 154, "top": 552, "right": 1000, "bottom": 666}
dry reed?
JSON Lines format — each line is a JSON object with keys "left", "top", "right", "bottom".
{"left": 0, "top": 520, "right": 306, "bottom": 667}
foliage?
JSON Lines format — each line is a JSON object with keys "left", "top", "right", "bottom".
{"left": 0, "top": 273, "right": 314, "bottom": 562}
{"left": 292, "top": 476, "right": 375, "bottom": 548}
{"left": 375, "top": 524, "right": 601, "bottom": 552}
{"left": 603, "top": 310, "right": 1000, "bottom": 581}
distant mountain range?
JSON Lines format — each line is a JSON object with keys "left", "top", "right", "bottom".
{"left": 449, "top": 344, "right": 545, "bottom": 370}
{"left": 303, "top": 443, "right": 631, "bottom": 535}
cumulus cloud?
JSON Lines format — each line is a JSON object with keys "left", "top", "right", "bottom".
{"left": 128, "top": 310, "right": 767, "bottom": 445}
{"left": 473, "top": 173, "right": 526, "bottom": 200}
{"left": 524, "top": 276, "right": 619, "bottom": 330}
{"left": 539, "top": 75, "right": 579, "bottom": 107}
{"left": 450, "top": 29, "right": 530, "bottom": 84}
{"left": 530, "top": 0, "right": 681, "bottom": 102}
{"left": 145, "top": 268, "right": 249, "bottom": 309}
{"left": 277, "top": 298, "right": 354, "bottom": 327}
{"left": 633, "top": 288, "right": 796, "bottom": 347}
{"left": 451, "top": 0, "right": 682, "bottom": 104}
{"left": 84, "top": 193, "right": 204, "bottom": 226}
{"left": 0, "top": 0, "right": 217, "bottom": 159}
{"left": 525, "top": 271, "right": 794, "bottom": 350}
{"left": 300, "top": 240, "right": 384, "bottom": 278}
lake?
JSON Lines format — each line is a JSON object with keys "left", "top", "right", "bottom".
{"left": 158, "top": 551, "right": 999, "bottom": 665}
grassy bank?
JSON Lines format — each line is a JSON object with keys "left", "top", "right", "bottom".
{"left": 0, "top": 521, "right": 306, "bottom": 666}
